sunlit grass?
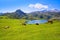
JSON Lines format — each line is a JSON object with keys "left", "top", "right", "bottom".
{"left": 0, "top": 19, "right": 60, "bottom": 40}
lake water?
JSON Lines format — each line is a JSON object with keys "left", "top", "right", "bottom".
{"left": 26, "top": 20, "right": 48, "bottom": 24}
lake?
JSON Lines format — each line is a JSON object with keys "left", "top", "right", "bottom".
{"left": 26, "top": 20, "right": 48, "bottom": 24}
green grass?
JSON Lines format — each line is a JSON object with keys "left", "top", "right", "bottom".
{"left": 0, "top": 19, "right": 60, "bottom": 40}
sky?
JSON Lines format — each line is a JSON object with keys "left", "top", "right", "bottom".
{"left": 0, "top": 0, "right": 60, "bottom": 13}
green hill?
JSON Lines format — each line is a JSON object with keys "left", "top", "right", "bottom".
{"left": 0, "top": 19, "right": 60, "bottom": 40}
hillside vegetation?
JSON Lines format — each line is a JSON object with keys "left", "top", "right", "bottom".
{"left": 0, "top": 19, "right": 60, "bottom": 40}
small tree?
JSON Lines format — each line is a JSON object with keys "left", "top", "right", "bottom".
{"left": 47, "top": 16, "right": 51, "bottom": 20}
{"left": 40, "top": 15, "right": 43, "bottom": 19}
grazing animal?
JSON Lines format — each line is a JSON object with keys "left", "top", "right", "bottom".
{"left": 48, "top": 20, "right": 53, "bottom": 24}
{"left": 4, "top": 26, "right": 9, "bottom": 29}
{"left": 36, "top": 23, "right": 39, "bottom": 25}
{"left": 22, "top": 23, "right": 26, "bottom": 25}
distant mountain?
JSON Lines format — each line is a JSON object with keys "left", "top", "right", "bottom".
{"left": 15, "top": 9, "right": 27, "bottom": 18}
{"left": 2, "top": 9, "right": 27, "bottom": 19}
{"left": 27, "top": 9, "right": 60, "bottom": 19}
{"left": 0, "top": 13, "right": 3, "bottom": 16}
{"left": 0, "top": 9, "right": 60, "bottom": 19}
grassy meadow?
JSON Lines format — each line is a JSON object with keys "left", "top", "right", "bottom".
{"left": 0, "top": 19, "right": 60, "bottom": 40}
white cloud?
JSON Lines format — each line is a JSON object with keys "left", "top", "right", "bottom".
{"left": 28, "top": 3, "right": 48, "bottom": 10}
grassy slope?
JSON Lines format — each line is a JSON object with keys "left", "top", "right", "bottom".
{"left": 0, "top": 19, "right": 60, "bottom": 40}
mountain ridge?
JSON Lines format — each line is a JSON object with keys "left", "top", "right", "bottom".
{"left": 0, "top": 9, "right": 60, "bottom": 19}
